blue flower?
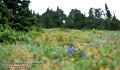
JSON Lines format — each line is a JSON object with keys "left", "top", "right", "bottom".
{"left": 67, "top": 46, "right": 74, "bottom": 56}
{"left": 82, "top": 51, "right": 87, "bottom": 59}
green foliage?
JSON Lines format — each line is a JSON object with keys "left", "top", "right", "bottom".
{"left": 111, "top": 15, "right": 120, "bottom": 30}
{"left": 0, "top": 1, "right": 12, "bottom": 24}
{"left": 2, "top": 0, "right": 37, "bottom": 31}
{"left": 65, "top": 9, "right": 86, "bottom": 29}
{"left": 0, "top": 0, "right": 120, "bottom": 69}
{"left": 105, "top": 3, "right": 112, "bottom": 19}
{"left": 0, "top": 25, "right": 34, "bottom": 43}
{"left": 41, "top": 8, "right": 56, "bottom": 28}
{"left": 1, "top": 0, "right": 120, "bottom": 31}
{"left": 41, "top": 7, "right": 66, "bottom": 28}
{"left": 55, "top": 7, "right": 67, "bottom": 27}
{"left": 0, "top": 29, "right": 120, "bottom": 70}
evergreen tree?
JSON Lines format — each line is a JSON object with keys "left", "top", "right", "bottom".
{"left": 34, "top": 12, "right": 43, "bottom": 28}
{"left": 88, "top": 8, "right": 94, "bottom": 18}
{"left": 112, "top": 13, "right": 117, "bottom": 21}
{"left": 0, "top": 0, "right": 12, "bottom": 26}
{"left": 41, "top": 8, "right": 56, "bottom": 28}
{"left": 111, "top": 13, "right": 120, "bottom": 30}
{"left": 94, "top": 8, "right": 103, "bottom": 19}
{"left": 1, "top": 0, "right": 120, "bottom": 30}
{"left": 55, "top": 6, "right": 66, "bottom": 27}
{"left": 66, "top": 9, "right": 85, "bottom": 29}
{"left": 105, "top": 3, "right": 112, "bottom": 19}
{"left": 4, "top": 0, "right": 35, "bottom": 31}
{"left": 87, "top": 8, "right": 104, "bottom": 29}
{"left": 104, "top": 3, "right": 112, "bottom": 30}
{"left": 41, "top": 7, "right": 66, "bottom": 28}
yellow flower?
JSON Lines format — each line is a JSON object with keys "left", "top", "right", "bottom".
{"left": 99, "top": 66, "right": 104, "bottom": 70}
{"left": 108, "top": 53, "right": 112, "bottom": 59}
{"left": 104, "top": 66, "right": 110, "bottom": 70}
{"left": 115, "top": 66, "right": 119, "bottom": 70}
{"left": 86, "top": 48, "right": 92, "bottom": 57}
{"left": 75, "top": 43, "right": 85, "bottom": 50}
{"left": 99, "top": 66, "right": 110, "bottom": 70}
{"left": 86, "top": 48, "right": 101, "bottom": 59}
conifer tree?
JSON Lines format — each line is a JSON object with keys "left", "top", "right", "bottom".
{"left": 105, "top": 3, "right": 112, "bottom": 19}
{"left": 4, "top": 0, "right": 35, "bottom": 31}
{"left": 0, "top": 0, "right": 12, "bottom": 26}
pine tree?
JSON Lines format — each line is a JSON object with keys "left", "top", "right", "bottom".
{"left": 94, "top": 8, "right": 103, "bottom": 19}
{"left": 0, "top": 0, "right": 12, "bottom": 25}
{"left": 41, "top": 7, "right": 66, "bottom": 28}
{"left": 105, "top": 3, "right": 112, "bottom": 19}
{"left": 55, "top": 6, "right": 66, "bottom": 27}
{"left": 87, "top": 8, "right": 104, "bottom": 29}
{"left": 66, "top": 9, "right": 85, "bottom": 29}
{"left": 4, "top": 0, "right": 35, "bottom": 31}
{"left": 111, "top": 13, "right": 120, "bottom": 30}
{"left": 41, "top": 8, "right": 55, "bottom": 28}
{"left": 112, "top": 13, "right": 116, "bottom": 21}
{"left": 88, "top": 8, "right": 94, "bottom": 18}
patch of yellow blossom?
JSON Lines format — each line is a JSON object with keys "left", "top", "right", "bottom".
{"left": 99, "top": 66, "right": 110, "bottom": 70}
{"left": 87, "top": 48, "right": 101, "bottom": 59}
{"left": 74, "top": 43, "right": 85, "bottom": 50}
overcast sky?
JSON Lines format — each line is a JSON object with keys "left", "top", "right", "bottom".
{"left": 29, "top": 0, "right": 120, "bottom": 19}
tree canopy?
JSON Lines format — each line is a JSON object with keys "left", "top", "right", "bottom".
{"left": 0, "top": 1, "right": 120, "bottom": 31}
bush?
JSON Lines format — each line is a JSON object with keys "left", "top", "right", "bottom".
{"left": 0, "top": 25, "right": 33, "bottom": 43}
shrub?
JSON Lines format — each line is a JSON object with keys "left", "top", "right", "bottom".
{"left": 0, "top": 25, "right": 33, "bottom": 43}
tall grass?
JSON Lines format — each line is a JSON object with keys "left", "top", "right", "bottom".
{"left": 0, "top": 28, "right": 120, "bottom": 70}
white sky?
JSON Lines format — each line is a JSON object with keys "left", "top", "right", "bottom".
{"left": 29, "top": 0, "right": 120, "bottom": 19}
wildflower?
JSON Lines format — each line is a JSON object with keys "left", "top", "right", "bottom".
{"left": 91, "top": 49, "right": 100, "bottom": 60}
{"left": 99, "top": 66, "right": 104, "bottom": 70}
{"left": 67, "top": 46, "right": 74, "bottom": 56}
{"left": 75, "top": 43, "right": 84, "bottom": 50}
{"left": 20, "top": 66, "right": 26, "bottom": 70}
{"left": 99, "top": 66, "right": 110, "bottom": 70}
{"left": 108, "top": 53, "right": 112, "bottom": 59}
{"left": 44, "top": 61, "right": 52, "bottom": 70}
{"left": 115, "top": 66, "right": 119, "bottom": 70}
{"left": 82, "top": 51, "right": 87, "bottom": 60}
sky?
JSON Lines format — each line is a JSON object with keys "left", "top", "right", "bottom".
{"left": 29, "top": 0, "right": 120, "bottom": 19}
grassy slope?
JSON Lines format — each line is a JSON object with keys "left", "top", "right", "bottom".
{"left": 0, "top": 28, "right": 120, "bottom": 70}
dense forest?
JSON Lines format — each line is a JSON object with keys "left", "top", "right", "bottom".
{"left": 0, "top": 0, "right": 120, "bottom": 31}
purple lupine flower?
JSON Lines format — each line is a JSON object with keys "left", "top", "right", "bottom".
{"left": 82, "top": 51, "right": 87, "bottom": 60}
{"left": 67, "top": 46, "right": 74, "bottom": 56}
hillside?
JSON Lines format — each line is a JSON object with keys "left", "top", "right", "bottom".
{"left": 0, "top": 28, "right": 120, "bottom": 70}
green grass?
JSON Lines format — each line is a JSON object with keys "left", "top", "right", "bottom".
{"left": 0, "top": 28, "right": 120, "bottom": 70}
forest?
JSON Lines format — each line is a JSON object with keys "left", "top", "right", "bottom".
{"left": 0, "top": 0, "right": 120, "bottom": 32}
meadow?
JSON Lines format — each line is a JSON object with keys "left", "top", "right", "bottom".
{"left": 0, "top": 28, "right": 120, "bottom": 70}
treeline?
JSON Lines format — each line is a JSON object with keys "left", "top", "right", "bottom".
{"left": 0, "top": 0, "right": 120, "bottom": 32}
